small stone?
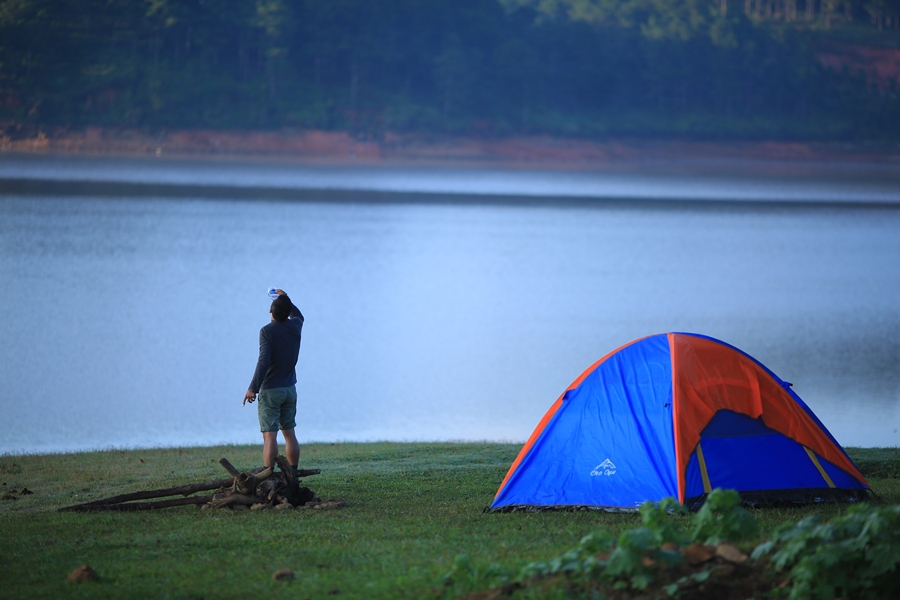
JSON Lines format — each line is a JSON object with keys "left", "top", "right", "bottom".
{"left": 250, "top": 503, "right": 271, "bottom": 510}
{"left": 715, "top": 543, "right": 748, "bottom": 564}
{"left": 682, "top": 544, "right": 716, "bottom": 566}
{"left": 273, "top": 568, "right": 295, "bottom": 581}
{"left": 67, "top": 564, "right": 99, "bottom": 583}
{"left": 274, "top": 502, "right": 294, "bottom": 510}
{"left": 312, "top": 499, "right": 346, "bottom": 510}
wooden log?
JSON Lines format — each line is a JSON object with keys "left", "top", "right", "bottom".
{"left": 235, "top": 472, "right": 254, "bottom": 494}
{"left": 57, "top": 457, "right": 319, "bottom": 512}
{"left": 210, "top": 493, "right": 266, "bottom": 509}
{"left": 58, "top": 479, "right": 233, "bottom": 512}
{"left": 61, "top": 495, "right": 215, "bottom": 512}
{"left": 235, "top": 465, "right": 273, "bottom": 495}
{"left": 218, "top": 458, "right": 241, "bottom": 477}
{"left": 275, "top": 455, "right": 301, "bottom": 506}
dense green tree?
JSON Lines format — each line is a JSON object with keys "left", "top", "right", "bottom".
{"left": 0, "top": 0, "right": 897, "bottom": 139}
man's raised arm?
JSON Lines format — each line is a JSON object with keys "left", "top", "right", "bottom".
{"left": 289, "top": 302, "right": 304, "bottom": 324}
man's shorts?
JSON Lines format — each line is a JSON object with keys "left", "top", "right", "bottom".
{"left": 257, "top": 385, "right": 297, "bottom": 432}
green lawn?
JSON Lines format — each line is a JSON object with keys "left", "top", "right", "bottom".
{"left": 0, "top": 443, "right": 897, "bottom": 599}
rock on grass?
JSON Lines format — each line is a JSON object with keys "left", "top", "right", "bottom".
{"left": 67, "top": 565, "right": 99, "bottom": 583}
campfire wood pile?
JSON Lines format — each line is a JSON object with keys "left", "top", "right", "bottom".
{"left": 58, "top": 455, "right": 343, "bottom": 512}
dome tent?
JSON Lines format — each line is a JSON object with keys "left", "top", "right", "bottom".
{"left": 490, "top": 333, "right": 869, "bottom": 512}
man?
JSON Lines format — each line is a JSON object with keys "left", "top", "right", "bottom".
{"left": 244, "top": 289, "right": 304, "bottom": 470}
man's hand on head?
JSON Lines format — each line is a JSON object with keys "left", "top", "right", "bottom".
{"left": 243, "top": 389, "right": 256, "bottom": 406}
{"left": 275, "top": 289, "right": 286, "bottom": 296}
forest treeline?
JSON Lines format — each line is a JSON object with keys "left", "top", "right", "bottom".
{"left": 1, "top": 0, "right": 899, "bottom": 140}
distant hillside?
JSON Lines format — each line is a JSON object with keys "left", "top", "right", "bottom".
{"left": 1, "top": 0, "right": 898, "bottom": 140}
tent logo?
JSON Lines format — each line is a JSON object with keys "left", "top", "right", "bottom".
{"left": 591, "top": 459, "right": 616, "bottom": 477}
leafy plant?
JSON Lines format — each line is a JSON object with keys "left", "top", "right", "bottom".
{"left": 690, "top": 488, "right": 759, "bottom": 545}
{"left": 508, "top": 489, "right": 755, "bottom": 592}
{"left": 753, "top": 504, "right": 900, "bottom": 600}
{"left": 447, "top": 487, "right": 900, "bottom": 599}
{"left": 640, "top": 496, "right": 690, "bottom": 546}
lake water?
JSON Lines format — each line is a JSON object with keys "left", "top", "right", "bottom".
{"left": 1, "top": 154, "right": 899, "bottom": 454}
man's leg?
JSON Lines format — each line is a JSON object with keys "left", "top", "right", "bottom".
{"left": 282, "top": 428, "right": 299, "bottom": 467}
{"left": 262, "top": 431, "right": 279, "bottom": 468}
{"left": 279, "top": 386, "right": 299, "bottom": 468}
{"left": 258, "top": 388, "right": 285, "bottom": 468}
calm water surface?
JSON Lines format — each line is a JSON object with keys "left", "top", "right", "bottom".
{"left": 4, "top": 153, "right": 900, "bottom": 203}
{"left": 1, "top": 156, "right": 899, "bottom": 453}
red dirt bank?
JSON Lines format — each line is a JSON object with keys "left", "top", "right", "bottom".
{"left": 2, "top": 126, "right": 899, "bottom": 168}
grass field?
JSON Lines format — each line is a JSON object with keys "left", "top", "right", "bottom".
{"left": 1, "top": 443, "right": 898, "bottom": 599}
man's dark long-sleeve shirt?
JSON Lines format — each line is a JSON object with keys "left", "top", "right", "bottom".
{"left": 249, "top": 303, "right": 303, "bottom": 393}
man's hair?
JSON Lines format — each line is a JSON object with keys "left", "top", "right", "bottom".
{"left": 271, "top": 295, "right": 292, "bottom": 322}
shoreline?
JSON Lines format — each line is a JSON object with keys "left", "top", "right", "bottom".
{"left": 3, "top": 127, "right": 900, "bottom": 170}
{"left": 2, "top": 440, "right": 896, "bottom": 459}
{"left": 0, "top": 440, "right": 524, "bottom": 458}
{"left": 4, "top": 139, "right": 900, "bottom": 208}
{"left": 4, "top": 176, "right": 900, "bottom": 210}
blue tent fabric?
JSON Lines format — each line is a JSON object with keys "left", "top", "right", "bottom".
{"left": 685, "top": 411, "right": 866, "bottom": 496}
{"left": 493, "top": 334, "right": 678, "bottom": 509}
{"left": 491, "top": 333, "right": 869, "bottom": 511}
